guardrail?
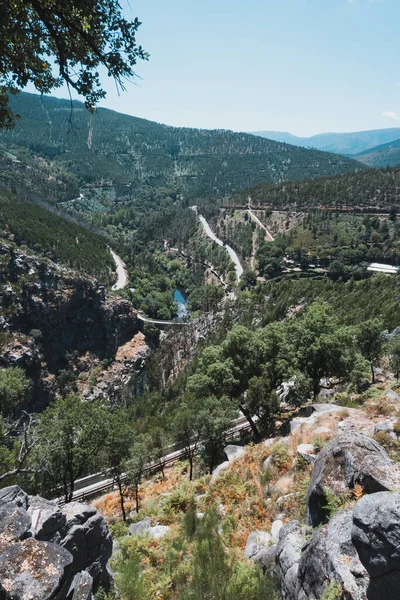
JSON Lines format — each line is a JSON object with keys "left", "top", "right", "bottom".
{"left": 57, "top": 419, "right": 252, "bottom": 505}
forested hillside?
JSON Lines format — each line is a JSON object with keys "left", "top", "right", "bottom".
{"left": 355, "top": 138, "right": 400, "bottom": 168}
{"left": 227, "top": 166, "right": 400, "bottom": 210}
{"left": 0, "top": 187, "right": 113, "bottom": 280}
{"left": 0, "top": 92, "right": 363, "bottom": 207}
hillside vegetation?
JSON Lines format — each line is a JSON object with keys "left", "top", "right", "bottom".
{"left": 0, "top": 92, "right": 363, "bottom": 207}
{"left": 0, "top": 187, "right": 113, "bottom": 279}
{"left": 227, "top": 166, "right": 400, "bottom": 210}
{"left": 354, "top": 138, "right": 400, "bottom": 168}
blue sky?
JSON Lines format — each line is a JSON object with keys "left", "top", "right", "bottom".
{"left": 32, "top": 0, "right": 400, "bottom": 136}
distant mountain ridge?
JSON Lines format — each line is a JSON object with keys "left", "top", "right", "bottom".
{"left": 0, "top": 92, "right": 363, "bottom": 206}
{"left": 354, "top": 138, "right": 400, "bottom": 168}
{"left": 251, "top": 128, "right": 400, "bottom": 156}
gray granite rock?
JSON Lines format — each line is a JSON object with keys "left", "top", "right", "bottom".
{"left": 128, "top": 517, "right": 152, "bottom": 537}
{"left": 306, "top": 431, "right": 400, "bottom": 527}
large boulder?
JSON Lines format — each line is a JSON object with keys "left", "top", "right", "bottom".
{"left": 352, "top": 489, "right": 400, "bottom": 600}
{"left": 306, "top": 432, "right": 400, "bottom": 526}
{"left": 0, "top": 489, "right": 112, "bottom": 599}
{"left": 28, "top": 495, "right": 66, "bottom": 543}
{"left": 0, "top": 538, "right": 72, "bottom": 600}
{"left": 244, "top": 531, "right": 272, "bottom": 559}
{"left": 297, "top": 510, "right": 368, "bottom": 600}
{"left": 275, "top": 521, "right": 305, "bottom": 600}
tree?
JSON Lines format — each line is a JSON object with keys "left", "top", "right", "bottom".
{"left": 103, "top": 409, "right": 135, "bottom": 521}
{"left": 125, "top": 436, "right": 152, "bottom": 513}
{"left": 356, "top": 319, "right": 384, "bottom": 383}
{"left": 288, "top": 303, "right": 355, "bottom": 397}
{"left": 34, "top": 395, "right": 107, "bottom": 502}
{"left": 171, "top": 398, "right": 201, "bottom": 481}
{"left": 0, "top": 367, "right": 28, "bottom": 415}
{"left": 0, "top": 0, "right": 149, "bottom": 128}
{"left": 198, "top": 396, "right": 234, "bottom": 474}
{"left": 389, "top": 336, "right": 400, "bottom": 380}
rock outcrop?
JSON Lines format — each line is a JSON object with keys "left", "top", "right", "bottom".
{"left": 352, "top": 489, "right": 400, "bottom": 600}
{"left": 0, "top": 241, "right": 140, "bottom": 411}
{"left": 274, "top": 432, "right": 400, "bottom": 599}
{"left": 306, "top": 431, "right": 400, "bottom": 527}
{"left": 0, "top": 485, "right": 112, "bottom": 600}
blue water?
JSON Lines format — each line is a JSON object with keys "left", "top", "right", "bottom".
{"left": 174, "top": 289, "right": 188, "bottom": 321}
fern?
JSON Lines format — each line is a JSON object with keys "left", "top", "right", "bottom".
{"left": 321, "top": 581, "right": 342, "bottom": 600}
{"left": 322, "top": 487, "right": 349, "bottom": 518}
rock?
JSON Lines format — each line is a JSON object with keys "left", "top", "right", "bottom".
{"left": 313, "top": 427, "right": 331, "bottom": 436}
{"left": 374, "top": 419, "right": 396, "bottom": 434}
{"left": 352, "top": 489, "right": 400, "bottom": 599}
{"left": 252, "top": 545, "right": 277, "bottom": 572}
{"left": 276, "top": 492, "right": 299, "bottom": 506}
{"left": 27, "top": 496, "right": 66, "bottom": 543}
{"left": 0, "top": 486, "right": 28, "bottom": 508}
{"left": 297, "top": 509, "right": 368, "bottom": 600}
{"left": 385, "top": 389, "right": 400, "bottom": 402}
{"left": 66, "top": 571, "right": 94, "bottom": 600}
{"left": 0, "top": 538, "right": 73, "bottom": 600}
{"left": 296, "top": 444, "right": 317, "bottom": 465}
{"left": 149, "top": 525, "right": 170, "bottom": 539}
{"left": 244, "top": 531, "right": 272, "bottom": 559}
{"left": 275, "top": 521, "right": 304, "bottom": 600}
{"left": 271, "top": 519, "right": 284, "bottom": 542}
{"left": 196, "top": 512, "right": 204, "bottom": 520}
{"left": 309, "top": 403, "right": 343, "bottom": 415}
{"left": 306, "top": 432, "right": 400, "bottom": 527}
{"left": 61, "top": 502, "right": 97, "bottom": 531}
{"left": 128, "top": 517, "right": 152, "bottom": 537}
{"left": 211, "top": 461, "right": 230, "bottom": 481}
{"left": 60, "top": 506, "right": 112, "bottom": 589}
{"left": 262, "top": 455, "right": 272, "bottom": 471}
{"left": 0, "top": 502, "right": 31, "bottom": 541}
{"left": 224, "top": 444, "right": 245, "bottom": 462}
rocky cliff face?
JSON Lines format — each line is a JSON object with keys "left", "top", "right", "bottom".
{"left": 0, "top": 485, "right": 112, "bottom": 599}
{"left": 0, "top": 241, "right": 140, "bottom": 410}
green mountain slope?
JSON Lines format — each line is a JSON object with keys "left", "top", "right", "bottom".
{"left": 354, "top": 138, "right": 400, "bottom": 168}
{"left": 0, "top": 187, "right": 113, "bottom": 280}
{"left": 252, "top": 128, "right": 400, "bottom": 155}
{"left": 227, "top": 165, "right": 400, "bottom": 210}
{"left": 0, "top": 92, "right": 363, "bottom": 206}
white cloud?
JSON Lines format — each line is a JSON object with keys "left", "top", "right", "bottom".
{"left": 383, "top": 110, "right": 400, "bottom": 122}
{"left": 395, "top": 83, "right": 400, "bottom": 88}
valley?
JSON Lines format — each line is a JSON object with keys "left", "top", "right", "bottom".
{"left": 2, "top": 93, "right": 400, "bottom": 600}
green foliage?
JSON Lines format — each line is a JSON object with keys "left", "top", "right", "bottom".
{"left": 1, "top": 2, "right": 147, "bottom": 127}
{"left": 114, "top": 553, "right": 146, "bottom": 600}
{"left": 0, "top": 188, "right": 113, "bottom": 279}
{"left": 321, "top": 581, "right": 342, "bottom": 600}
{"left": 0, "top": 367, "right": 28, "bottom": 415}
{"left": 178, "top": 511, "right": 276, "bottom": 600}
{"left": 322, "top": 488, "right": 349, "bottom": 519}
{"left": 33, "top": 395, "right": 108, "bottom": 502}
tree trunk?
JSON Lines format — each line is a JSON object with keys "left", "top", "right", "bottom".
{"left": 371, "top": 362, "right": 375, "bottom": 383}
{"left": 116, "top": 476, "right": 126, "bottom": 522}
{"left": 135, "top": 483, "right": 139, "bottom": 513}
{"left": 239, "top": 404, "right": 261, "bottom": 440}
{"left": 189, "top": 454, "right": 193, "bottom": 481}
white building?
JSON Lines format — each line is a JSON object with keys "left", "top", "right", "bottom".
{"left": 367, "top": 262, "right": 399, "bottom": 275}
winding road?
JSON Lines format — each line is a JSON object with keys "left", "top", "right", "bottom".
{"left": 191, "top": 207, "right": 244, "bottom": 281}
{"left": 110, "top": 249, "right": 128, "bottom": 290}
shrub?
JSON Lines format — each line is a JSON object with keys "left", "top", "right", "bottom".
{"left": 321, "top": 581, "right": 342, "bottom": 600}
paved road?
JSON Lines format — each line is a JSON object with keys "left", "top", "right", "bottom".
{"left": 191, "top": 207, "right": 244, "bottom": 281}
{"left": 57, "top": 416, "right": 252, "bottom": 504}
{"left": 110, "top": 249, "right": 128, "bottom": 291}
